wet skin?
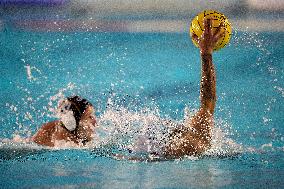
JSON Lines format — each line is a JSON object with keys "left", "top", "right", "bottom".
{"left": 164, "top": 18, "right": 226, "bottom": 158}
{"left": 32, "top": 19, "right": 224, "bottom": 155}
{"left": 32, "top": 105, "right": 97, "bottom": 147}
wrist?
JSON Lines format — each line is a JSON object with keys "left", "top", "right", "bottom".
{"left": 200, "top": 51, "right": 213, "bottom": 56}
{"left": 200, "top": 53, "right": 212, "bottom": 64}
{"left": 200, "top": 48, "right": 213, "bottom": 55}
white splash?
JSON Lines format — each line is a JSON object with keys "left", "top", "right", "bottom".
{"left": 3, "top": 100, "right": 242, "bottom": 160}
{"left": 24, "top": 64, "right": 42, "bottom": 81}
{"left": 47, "top": 82, "right": 76, "bottom": 117}
{"left": 93, "top": 105, "right": 241, "bottom": 159}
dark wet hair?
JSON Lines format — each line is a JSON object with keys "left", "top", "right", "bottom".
{"left": 67, "top": 95, "right": 92, "bottom": 126}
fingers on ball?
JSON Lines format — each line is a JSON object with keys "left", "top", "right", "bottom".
{"left": 213, "top": 30, "right": 225, "bottom": 44}
{"left": 213, "top": 22, "right": 224, "bottom": 37}
{"left": 191, "top": 33, "right": 199, "bottom": 44}
{"left": 204, "top": 18, "right": 212, "bottom": 33}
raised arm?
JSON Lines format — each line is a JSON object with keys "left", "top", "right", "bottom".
{"left": 164, "top": 19, "right": 227, "bottom": 158}
{"left": 199, "top": 52, "right": 216, "bottom": 114}
{"left": 191, "top": 19, "right": 225, "bottom": 114}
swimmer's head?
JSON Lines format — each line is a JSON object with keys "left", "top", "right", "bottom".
{"left": 57, "top": 96, "right": 94, "bottom": 131}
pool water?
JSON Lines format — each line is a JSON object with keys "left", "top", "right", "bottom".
{"left": 0, "top": 27, "right": 283, "bottom": 188}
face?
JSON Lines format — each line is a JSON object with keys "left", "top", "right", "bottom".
{"left": 57, "top": 99, "right": 96, "bottom": 129}
{"left": 57, "top": 100, "right": 71, "bottom": 114}
{"left": 57, "top": 100, "right": 77, "bottom": 131}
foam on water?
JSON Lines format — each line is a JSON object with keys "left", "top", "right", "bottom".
{"left": 3, "top": 76, "right": 255, "bottom": 160}
{"left": 1, "top": 30, "right": 282, "bottom": 163}
{"left": 1, "top": 94, "right": 244, "bottom": 161}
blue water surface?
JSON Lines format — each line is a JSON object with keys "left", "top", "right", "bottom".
{"left": 0, "top": 27, "right": 283, "bottom": 188}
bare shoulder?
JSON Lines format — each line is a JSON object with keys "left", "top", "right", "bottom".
{"left": 32, "top": 120, "right": 61, "bottom": 146}
{"left": 186, "top": 108, "right": 214, "bottom": 135}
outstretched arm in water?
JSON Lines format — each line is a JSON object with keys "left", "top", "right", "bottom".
{"left": 164, "top": 19, "right": 225, "bottom": 158}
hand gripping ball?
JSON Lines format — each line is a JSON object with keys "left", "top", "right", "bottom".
{"left": 190, "top": 10, "right": 232, "bottom": 51}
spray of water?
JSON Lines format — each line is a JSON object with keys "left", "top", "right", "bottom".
{"left": 88, "top": 98, "right": 242, "bottom": 160}
{"left": 2, "top": 29, "right": 280, "bottom": 161}
{"left": 2, "top": 92, "right": 242, "bottom": 161}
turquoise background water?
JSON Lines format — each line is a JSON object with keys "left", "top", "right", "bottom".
{"left": 0, "top": 28, "right": 283, "bottom": 188}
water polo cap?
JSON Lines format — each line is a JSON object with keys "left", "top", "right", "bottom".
{"left": 58, "top": 96, "right": 92, "bottom": 132}
{"left": 58, "top": 100, "right": 77, "bottom": 131}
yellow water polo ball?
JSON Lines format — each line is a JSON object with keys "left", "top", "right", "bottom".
{"left": 190, "top": 10, "right": 232, "bottom": 51}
